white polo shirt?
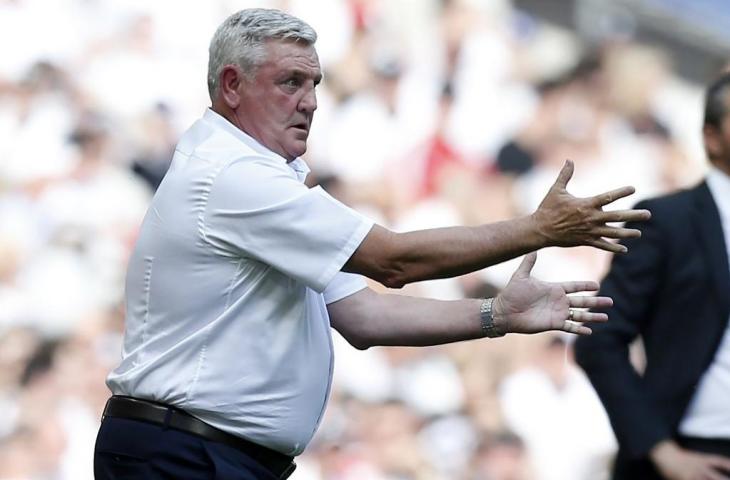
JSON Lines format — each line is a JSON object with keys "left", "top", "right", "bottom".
{"left": 106, "top": 109, "right": 374, "bottom": 456}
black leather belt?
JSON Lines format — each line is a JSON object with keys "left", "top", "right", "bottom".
{"left": 103, "top": 396, "right": 296, "bottom": 479}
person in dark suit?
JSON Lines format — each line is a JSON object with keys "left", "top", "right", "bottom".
{"left": 575, "top": 72, "right": 730, "bottom": 480}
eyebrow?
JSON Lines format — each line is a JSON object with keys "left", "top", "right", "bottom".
{"left": 286, "top": 69, "right": 323, "bottom": 85}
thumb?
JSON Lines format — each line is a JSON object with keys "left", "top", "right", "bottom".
{"left": 513, "top": 252, "right": 537, "bottom": 279}
{"left": 552, "top": 159, "right": 574, "bottom": 190}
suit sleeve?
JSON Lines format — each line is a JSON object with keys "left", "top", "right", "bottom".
{"left": 574, "top": 199, "right": 672, "bottom": 459}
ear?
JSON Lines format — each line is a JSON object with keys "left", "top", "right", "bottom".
{"left": 218, "top": 65, "right": 243, "bottom": 109}
{"left": 703, "top": 124, "right": 722, "bottom": 159}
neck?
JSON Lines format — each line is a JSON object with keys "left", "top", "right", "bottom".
{"left": 211, "top": 103, "right": 239, "bottom": 129}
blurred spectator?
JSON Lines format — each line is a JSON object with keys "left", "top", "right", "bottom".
{"left": 471, "top": 431, "right": 531, "bottom": 480}
{"left": 130, "top": 103, "right": 176, "bottom": 190}
{"left": 499, "top": 336, "right": 616, "bottom": 480}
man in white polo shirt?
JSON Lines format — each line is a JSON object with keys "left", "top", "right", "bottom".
{"left": 94, "top": 9, "right": 650, "bottom": 480}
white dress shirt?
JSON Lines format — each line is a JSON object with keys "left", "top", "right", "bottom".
{"left": 679, "top": 165, "right": 730, "bottom": 438}
{"left": 107, "top": 109, "right": 374, "bottom": 456}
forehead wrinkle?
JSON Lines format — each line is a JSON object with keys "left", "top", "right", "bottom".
{"left": 285, "top": 53, "right": 320, "bottom": 71}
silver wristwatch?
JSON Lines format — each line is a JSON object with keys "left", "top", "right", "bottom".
{"left": 480, "top": 297, "right": 505, "bottom": 338}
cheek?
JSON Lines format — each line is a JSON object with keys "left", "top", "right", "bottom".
{"left": 268, "top": 92, "right": 297, "bottom": 116}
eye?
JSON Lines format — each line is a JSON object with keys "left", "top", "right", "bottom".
{"left": 284, "top": 78, "right": 301, "bottom": 88}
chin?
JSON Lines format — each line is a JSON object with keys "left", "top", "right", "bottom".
{"left": 285, "top": 142, "right": 308, "bottom": 160}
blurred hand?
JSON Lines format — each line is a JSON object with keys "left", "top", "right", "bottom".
{"left": 492, "top": 252, "right": 612, "bottom": 335}
{"left": 531, "top": 160, "right": 652, "bottom": 253}
{"left": 650, "top": 440, "right": 730, "bottom": 480}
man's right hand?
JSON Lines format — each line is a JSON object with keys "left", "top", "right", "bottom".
{"left": 491, "top": 251, "right": 611, "bottom": 335}
{"left": 650, "top": 440, "right": 730, "bottom": 480}
{"left": 531, "top": 160, "right": 652, "bottom": 253}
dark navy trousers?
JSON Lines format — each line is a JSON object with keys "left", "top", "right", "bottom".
{"left": 94, "top": 416, "right": 278, "bottom": 479}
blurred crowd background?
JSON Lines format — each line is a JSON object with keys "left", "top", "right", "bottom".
{"left": 1, "top": 0, "right": 728, "bottom": 478}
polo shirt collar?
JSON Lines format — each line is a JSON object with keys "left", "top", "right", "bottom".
{"left": 202, "top": 108, "right": 310, "bottom": 181}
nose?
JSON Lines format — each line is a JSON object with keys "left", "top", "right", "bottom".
{"left": 298, "top": 86, "right": 317, "bottom": 114}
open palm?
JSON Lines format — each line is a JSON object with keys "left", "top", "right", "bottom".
{"left": 493, "top": 252, "right": 612, "bottom": 335}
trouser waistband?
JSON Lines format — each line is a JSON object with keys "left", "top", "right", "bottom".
{"left": 102, "top": 396, "right": 296, "bottom": 479}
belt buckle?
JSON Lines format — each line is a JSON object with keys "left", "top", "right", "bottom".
{"left": 280, "top": 462, "right": 296, "bottom": 479}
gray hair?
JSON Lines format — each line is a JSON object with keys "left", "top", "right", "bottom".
{"left": 207, "top": 8, "right": 317, "bottom": 100}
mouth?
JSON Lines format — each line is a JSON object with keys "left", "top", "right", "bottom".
{"left": 291, "top": 122, "right": 309, "bottom": 133}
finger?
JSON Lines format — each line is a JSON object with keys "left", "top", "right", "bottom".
{"left": 514, "top": 252, "right": 537, "bottom": 278}
{"left": 703, "top": 468, "right": 728, "bottom": 480}
{"left": 568, "top": 296, "right": 613, "bottom": 309}
{"left": 589, "top": 226, "right": 642, "bottom": 239}
{"left": 552, "top": 159, "right": 574, "bottom": 190}
{"left": 707, "top": 454, "right": 730, "bottom": 472}
{"left": 587, "top": 239, "right": 628, "bottom": 254}
{"left": 597, "top": 209, "right": 652, "bottom": 223}
{"left": 560, "top": 281, "right": 600, "bottom": 294}
{"left": 561, "top": 320, "right": 592, "bottom": 335}
{"left": 590, "top": 186, "right": 635, "bottom": 207}
{"left": 570, "top": 310, "right": 608, "bottom": 323}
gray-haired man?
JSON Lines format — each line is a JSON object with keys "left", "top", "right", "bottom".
{"left": 94, "top": 8, "right": 649, "bottom": 479}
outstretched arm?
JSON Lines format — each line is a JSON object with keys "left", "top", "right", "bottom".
{"left": 330, "top": 252, "right": 612, "bottom": 350}
{"left": 344, "top": 160, "right": 651, "bottom": 288}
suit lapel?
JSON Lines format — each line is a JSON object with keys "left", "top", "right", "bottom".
{"left": 694, "top": 181, "right": 730, "bottom": 322}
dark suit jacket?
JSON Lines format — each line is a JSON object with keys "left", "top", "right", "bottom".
{"left": 574, "top": 181, "right": 730, "bottom": 479}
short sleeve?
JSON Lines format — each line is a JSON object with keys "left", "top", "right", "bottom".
{"left": 322, "top": 272, "right": 368, "bottom": 304}
{"left": 203, "top": 158, "right": 374, "bottom": 292}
